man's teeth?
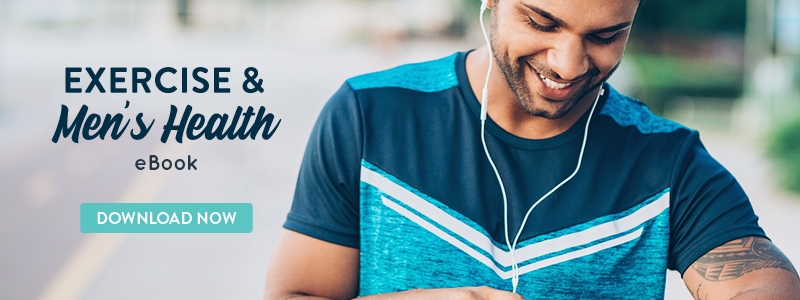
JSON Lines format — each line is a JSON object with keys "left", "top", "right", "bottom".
{"left": 539, "top": 74, "right": 571, "bottom": 90}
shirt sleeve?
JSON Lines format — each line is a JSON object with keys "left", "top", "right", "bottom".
{"left": 283, "top": 82, "right": 363, "bottom": 249}
{"left": 668, "top": 130, "right": 767, "bottom": 274}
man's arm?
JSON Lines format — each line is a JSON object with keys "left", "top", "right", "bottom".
{"left": 683, "top": 236, "right": 800, "bottom": 300}
{"left": 263, "top": 229, "right": 525, "bottom": 300}
{"left": 264, "top": 229, "right": 360, "bottom": 300}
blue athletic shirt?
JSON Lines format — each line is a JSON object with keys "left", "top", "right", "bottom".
{"left": 283, "top": 51, "right": 766, "bottom": 299}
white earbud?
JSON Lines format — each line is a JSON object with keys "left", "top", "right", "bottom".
{"left": 477, "top": 1, "right": 604, "bottom": 294}
{"left": 479, "top": 0, "right": 491, "bottom": 122}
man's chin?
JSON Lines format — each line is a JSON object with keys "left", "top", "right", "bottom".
{"left": 518, "top": 95, "right": 578, "bottom": 119}
{"left": 519, "top": 83, "right": 593, "bottom": 119}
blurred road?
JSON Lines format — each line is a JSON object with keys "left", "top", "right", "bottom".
{"left": 0, "top": 28, "right": 797, "bottom": 300}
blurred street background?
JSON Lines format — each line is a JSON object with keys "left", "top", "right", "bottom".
{"left": 0, "top": 0, "right": 798, "bottom": 299}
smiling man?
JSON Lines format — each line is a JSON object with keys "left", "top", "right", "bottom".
{"left": 264, "top": 0, "right": 800, "bottom": 299}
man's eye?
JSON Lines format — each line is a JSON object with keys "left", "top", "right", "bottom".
{"left": 595, "top": 32, "right": 616, "bottom": 40}
{"left": 589, "top": 33, "right": 620, "bottom": 45}
{"left": 527, "top": 17, "right": 557, "bottom": 32}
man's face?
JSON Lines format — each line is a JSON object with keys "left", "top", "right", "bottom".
{"left": 489, "top": 0, "right": 639, "bottom": 119}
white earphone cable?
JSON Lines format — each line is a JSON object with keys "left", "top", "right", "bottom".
{"left": 511, "top": 88, "right": 602, "bottom": 249}
{"left": 478, "top": 2, "right": 516, "bottom": 289}
{"left": 508, "top": 87, "right": 603, "bottom": 290}
{"left": 478, "top": 1, "right": 604, "bottom": 293}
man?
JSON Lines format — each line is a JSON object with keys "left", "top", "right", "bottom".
{"left": 264, "top": 0, "right": 800, "bottom": 299}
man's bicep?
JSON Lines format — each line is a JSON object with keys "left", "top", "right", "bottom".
{"left": 683, "top": 236, "right": 800, "bottom": 300}
{"left": 264, "top": 229, "right": 360, "bottom": 300}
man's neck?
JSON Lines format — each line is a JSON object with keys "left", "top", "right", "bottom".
{"left": 465, "top": 47, "right": 598, "bottom": 140}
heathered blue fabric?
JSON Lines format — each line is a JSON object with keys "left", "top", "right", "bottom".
{"left": 346, "top": 53, "right": 459, "bottom": 92}
{"left": 599, "top": 87, "right": 686, "bottom": 134}
{"left": 513, "top": 188, "right": 671, "bottom": 261}
{"left": 359, "top": 161, "right": 671, "bottom": 299}
{"left": 359, "top": 182, "right": 508, "bottom": 295}
{"left": 361, "top": 160, "right": 515, "bottom": 274}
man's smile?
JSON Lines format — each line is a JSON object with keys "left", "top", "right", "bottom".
{"left": 526, "top": 61, "right": 582, "bottom": 101}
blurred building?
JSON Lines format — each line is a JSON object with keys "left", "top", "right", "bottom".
{"left": 742, "top": 0, "right": 800, "bottom": 135}
{"left": 0, "top": 0, "right": 469, "bottom": 43}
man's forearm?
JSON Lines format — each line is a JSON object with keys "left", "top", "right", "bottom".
{"left": 270, "top": 287, "right": 525, "bottom": 300}
{"left": 729, "top": 289, "right": 800, "bottom": 300}
{"left": 685, "top": 236, "right": 800, "bottom": 300}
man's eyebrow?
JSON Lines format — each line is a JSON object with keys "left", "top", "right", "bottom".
{"left": 522, "top": 3, "right": 566, "bottom": 27}
{"left": 521, "top": 3, "right": 632, "bottom": 34}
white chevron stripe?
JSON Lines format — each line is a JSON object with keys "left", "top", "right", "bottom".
{"left": 362, "top": 166, "right": 507, "bottom": 260}
{"left": 362, "top": 166, "right": 668, "bottom": 275}
{"left": 515, "top": 227, "right": 643, "bottom": 275}
{"left": 512, "top": 192, "right": 668, "bottom": 264}
{"left": 381, "top": 195, "right": 644, "bottom": 278}
{"left": 380, "top": 196, "right": 507, "bottom": 277}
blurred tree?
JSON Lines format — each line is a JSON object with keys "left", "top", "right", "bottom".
{"left": 768, "top": 117, "right": 800, "bottom": 193}
{"left": 177, "top": 0, "right": 190, "bottom": 27}
{"left": 628, "top": 0, "right": 748, "bottom": 116}
{"left": 456, "top": 0, "right": 748, "bottom": 35}
{"left": 633, "top": 0, "right": 747, "bottom": 35}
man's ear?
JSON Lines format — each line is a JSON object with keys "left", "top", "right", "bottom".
{"left": 487, "top": 0, "right": 496, "bottom": 9}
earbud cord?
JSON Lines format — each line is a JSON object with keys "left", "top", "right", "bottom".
{"left": 478, "top": 2, "right": 516, "bottom": 290}
{"left": 479, "top": 2, "right": 604, "bottom": 294}
{"left": 484, "top": 87, "right": 602, "bottom": 294}
{"left": 507, "top": 87, "right": 602, "bottom": 294}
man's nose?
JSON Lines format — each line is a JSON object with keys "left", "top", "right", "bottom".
{"left": 546, "top": 36, "right": 589, "bottom": 81}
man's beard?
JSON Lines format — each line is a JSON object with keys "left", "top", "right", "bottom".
{"left": 490, "top": 42, "right": 619, "bottom": 119}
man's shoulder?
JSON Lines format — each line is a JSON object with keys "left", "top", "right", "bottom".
{"left": 600, "top": 86, "right": 690, "bottom": 135}
{"left": 345, "top": 52, "right": 461, "bottom": 93}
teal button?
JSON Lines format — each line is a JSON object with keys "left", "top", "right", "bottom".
{"left": 80, "top": 203, "right": 253, "bottom": 233}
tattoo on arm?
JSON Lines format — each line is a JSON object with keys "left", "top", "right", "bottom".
{"left": 692, "top": 236, "right": 798, "bottom": 281}
{"left": 692, "top": 282, "right": 707, "bottom": 300}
